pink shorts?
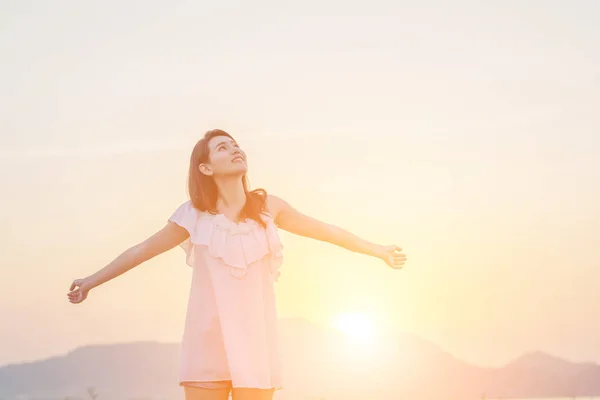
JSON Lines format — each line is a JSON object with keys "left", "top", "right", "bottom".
{"left": 181, "top": 380, "right": 233, "bottom": 390}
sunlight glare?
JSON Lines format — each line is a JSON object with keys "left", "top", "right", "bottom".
{"left": 332, "top": 312, "right": 378, "bottom": 346}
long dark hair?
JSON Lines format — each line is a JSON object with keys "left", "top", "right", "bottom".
{"left": 187, "top": 129, "right": 268, "bottom": 228}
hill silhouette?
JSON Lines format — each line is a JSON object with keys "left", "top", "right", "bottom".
{"left": 1, "top": 318, "right": 599, "bottom": 400}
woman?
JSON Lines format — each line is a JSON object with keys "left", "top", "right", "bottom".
{"left": 67, "top": 129, "right": 407, "bottom": 400}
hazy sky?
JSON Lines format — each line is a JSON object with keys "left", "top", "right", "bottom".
{"left": 1, "top": 0, "right": 599, "bottom": 369}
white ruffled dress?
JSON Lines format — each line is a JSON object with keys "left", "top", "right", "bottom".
{"left": 168, "top": 201, "right": 284, "bottom": 390}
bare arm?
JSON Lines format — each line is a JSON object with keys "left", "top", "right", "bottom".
{"left": 67, "top": 221, "right": 189, "bottom": 303}
{"left": 266, "top": 194, "right": 406, "bottom": 269}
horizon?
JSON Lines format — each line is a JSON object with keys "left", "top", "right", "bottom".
{"left": 3, "top": 328, "right": 600, "bottom": 400}
{"left": 2, "top": 0, "right": 600, "bottom": 382}
{"left": 0, "top": 316, "right": 595, "bottom": 370}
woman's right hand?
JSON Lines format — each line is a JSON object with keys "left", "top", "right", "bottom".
{"left": 67, "top": 277, "right": 94, "bottom": 304}
{"left": 65, "top": 220, "right": 190, "bottom": 305}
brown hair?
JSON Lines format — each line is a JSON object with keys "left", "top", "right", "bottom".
{"left": 187, "top": 129, "right": 268, "bottom": 228}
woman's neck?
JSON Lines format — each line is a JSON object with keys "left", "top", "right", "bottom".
{"left": 214, "top": 176, "right": 247, "bottom": 217}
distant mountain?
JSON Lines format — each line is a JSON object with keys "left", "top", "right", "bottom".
{"left": 486, "top": 351, "right": 600, "bottom": 399}
{"left": 1, "top": 318, "right": 599, "bottom": 400}
{"left": 0, "top": 341, "right": 180, "bottom": 400}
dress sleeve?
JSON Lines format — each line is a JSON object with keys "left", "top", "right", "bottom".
{"left": 168, "top": 200, "right": 199, "bottom": 236}
{"left": 168, "top": 201, "right": 199, "bottom": 267}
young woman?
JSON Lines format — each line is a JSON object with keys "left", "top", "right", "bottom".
{"left": 67, "top": 129, "right": 407, "bottom": 400}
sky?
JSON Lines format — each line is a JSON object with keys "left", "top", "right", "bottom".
{"left": 1, "top": 0, "right": 599, "bottom": 370}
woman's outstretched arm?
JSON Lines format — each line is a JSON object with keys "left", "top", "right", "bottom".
{"left": 67, "top": 221, "right": 190, "bottom": 304}
{"left": 266, "top": 194, "right": 406, "bottom": 269}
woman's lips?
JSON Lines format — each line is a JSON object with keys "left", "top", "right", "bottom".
{"left": 232, "top": 156, "right": 244, "bottom": 162}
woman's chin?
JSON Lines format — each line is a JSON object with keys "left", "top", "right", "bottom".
{"left": 236, "top": 165, "right": 248, "bottom": 174}
{"left": 224, "top": 166, "right": 248, "bottom": 176}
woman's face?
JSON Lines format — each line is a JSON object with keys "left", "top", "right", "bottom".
{"left": 200, "top": 135, "right": 247, "bottom": 177}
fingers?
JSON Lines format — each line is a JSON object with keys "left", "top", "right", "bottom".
{"left": 69, "top": 279, "right": 81, "bottom": 291}
{"left": 67, "top": 279, "right": 87, "bottom": 304}
{"left": 67, "top": 283, "right": 80, "bottom": 294}
{"left": 68, "top": 291, "right": 83, "bottom": 304}
{"left": 382, "top": 244, "right": 407, "bottom": 269}
{"left": 389, "top": 253, "right": 407, "bottom": 269}
{"left": 67, "top": 291, "right": 79, "bottom": 302}
{"left": 67, "top": 283, "right": 81, "bottom": 303}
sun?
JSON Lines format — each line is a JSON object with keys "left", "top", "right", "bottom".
{"left": 330, "top": 312, "right": 400, "bottom": 362}
{"left": 332, "top": 311, "right": 378, "bottom": 345}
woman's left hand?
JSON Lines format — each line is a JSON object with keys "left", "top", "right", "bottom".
{"left": 376, "top": 245, "right": 407, "bottom": 269}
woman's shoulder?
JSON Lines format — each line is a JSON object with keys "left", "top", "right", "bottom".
{"left": 172, "top": 194, "right": 284, "bottom": 228}
{"left": 264, "top": 193, "right": 287, "bottom": 222}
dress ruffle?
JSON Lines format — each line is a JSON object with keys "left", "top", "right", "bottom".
{"left": 169, "top": 201, "right": 284, "bottom": 280}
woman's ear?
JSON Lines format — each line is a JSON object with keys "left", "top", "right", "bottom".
{"left": 198, "top": 163, "right": 213, "bottom": 176}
